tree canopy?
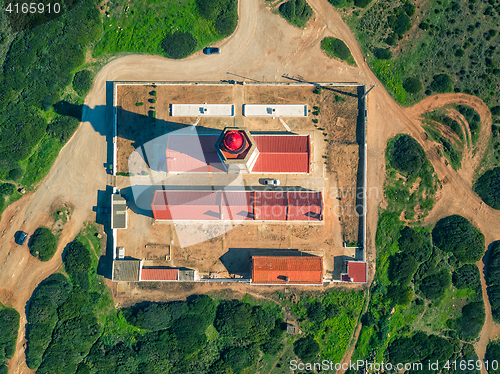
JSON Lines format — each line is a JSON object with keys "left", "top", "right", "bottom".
{"left": 29, "top": 227, "right": 58, "bottom": 262}
{"left": 279, "top": 0, "right": 313, "bottom": 28}
{"left": 474, "top": 167, "right": 500, "bottom": 210}
{"left": 403, "top": 77, "right": 423, "bottom": 94}
{"left": 390, "top": 134, "right": 427, "bottom": 175}
{"left": 432, "top": 215, "right": 485, "bottom": 263}
{"left": 161, "top": 32, "right": 198, "bottom": 59}
{"left": 398, "top": 226, "right": 432, "bottom": 262}
{"left": 419, "top": 269, "right": 451, "bottom": 300}
{"left": 293, "top": 335, "right": 320, "bottom": 362}
{"left": 430, "top": 74, "right": 453, "bottom": 93}
{"left": 72, "top": 70, "right": 93, "bottom": 97}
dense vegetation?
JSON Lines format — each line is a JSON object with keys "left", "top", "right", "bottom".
{"left": 474, "top": 167, "right": 500, "bottom": 210}
{"left": 72, "top": 70, "right": 93, "bottom": 97}
{"left": 321, "top": 37, "right": 356, "bottom": 66}
{"left": 0, "top": 306, "right": 20, "bottom": 373}
{"left": 24, "top": 225, "right": 363, "bottom": 373}
{"left": 161, "top": 32, "right": 198, "bottom": 59}
{"left": 432, "top": 215, "right": 485, "bottom": 263}
{"left": 278, "top": 0, "right": 314, "bottom": 28}
{"left": 0, "top": 0, "right": 239, "bottom": 211}
{"left": 28, "top": 227, "right": 58, "bottom": 262}
{"left": 485, "top": 340, "right": 500, "bottom": 374}
{"left": 336, "top": 0, "right": 500, "bottom": 108}
{"left": 345, "top": 135, "right": 485, "bottom": 373}
{"left": 390, "top": 134, "right": 426, "bottom": 175}
{"left": 486, "top": 241, "right": 500, "bottom": 322}
{"left": 385, "top": 134, "right": 438, "bottom": 221}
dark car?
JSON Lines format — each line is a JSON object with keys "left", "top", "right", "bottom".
{"left": 16, "top": 231, "right": 28, "bottom": 245}
{"left": 203, "top": 47, "right": 221, "bottom": 55}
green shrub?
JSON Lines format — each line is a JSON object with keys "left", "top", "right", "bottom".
{"left": 432, "top": 215, "right": 485, "bottom": 263}
{"left": 486, "top": 242, "right": 500, "bottom": 322}
{"left": 26, "top": 274, "right": 72, "bottom": 369}
{"left": 419, "top": 269, "right": 451, "bottom": 300}
{"left": 196, "top": 0, "right": 238, "bottom": 36}
{"left": 354, "top": 0, "right": 372, "bottom": 8}
{"left": 452, "top": 264, "right": 481, "bottom": 294}
{"left": 135, "top": 102, "right": 144, "bottom": 107}
{"left": 7, "top": 168, "right": 22, "bottom": 181}
{"left": 0, "top": 183, "right": 15, "bottom": 196}
{"left": 449, "top": 301, "right": 485, "bottom": 341}
{"left": 388, "top": 331, "right": 454, "bottom": 364}
{"left": 374, "top": 47, "right": 393, "bottom": 60}
{"left": 389, "top": 252, "right": 418, "bottom": 285}
{"left": 430, "top": 74, "right": 453, "bottom": 93}
{"left": 261, "top": 319, "right": 284, "bottom": 355}
{"left": 223, "top": 346, "right": 258, "bottom": 374}
{"left": 485, "top": 341, "right": 500, "bottom": 374}
{"left": 474, "top": 167, "right": 500, "bottom": 210}
{"left": 390, "top": 134, "right": 427, "bottom": 175}
{"left": 492, "top": 106, "right": 500, "bottom": 116}
{"left": 398, "top": 226, "right": 432, "bottom": 262}
{"left": 63, "top": 240, "right": 91, "bottom": 289}
{"left": 293, "top": 335, "right": 320, "bottom": 362}
{"left": 47, "top": 116, "right": 80, "bottom": 143}
{"left": 161, "top": 32, "right": 198, "bottom": 59}
{"left": 72, "top": 70, "right": 93, "bottom": 97}
{"left": 279, "top": 0, "right": 313, "bottom": 28}
{"left": 385, "top": 34, "right": 397, "bottom": 46}
{"left": 321, "top": 37, "right": 356, "bottom": 65}
{"left": 403, "top": 77, "right": 423, "bottom": 94}
{"left": 328, "top": 0, "right": 353, "bottom": 7}
{"left": 29, "top": 227, "right": 58, "bottom": 262}
{"left": 387, "top": 285, "right": 413, "bottom": 305}
{"left": 0, "top": 308, "right": 20, "bottom": 361}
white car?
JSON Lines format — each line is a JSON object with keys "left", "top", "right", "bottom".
{"left": 263, "top": 179, "right": 280, "bottom": 186}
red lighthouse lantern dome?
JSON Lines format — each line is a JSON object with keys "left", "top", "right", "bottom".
{"left": 223, "top": 131, "right": 246, "bottom": 154}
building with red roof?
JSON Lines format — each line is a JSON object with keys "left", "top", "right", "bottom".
{"left": 251, "top": 135, "right": 310, "bottom": 173}
{"left": 343, "top": 261, "right": 367, "bottom": 283}
{"left": 141, "top": 268, "right": 178, "bottom": 281}
{"left": 287, "top": 191, "right": 322, "bottom": 221}
{"left": 164, "top": 128, "right": 310, "bottom": 174}
{"left": 251, "top": 256, "right": 323, "bottom": 285}
{"left": 151, "top": 190, "right": 322, "bottom": 222}
{"left": 254, "top": 191, "right": 288, "bottom": 221}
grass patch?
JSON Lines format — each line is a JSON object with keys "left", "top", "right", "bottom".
{"left": 423, "top": 109, "right": 465, "bottom": 143}
{"left": 93, "top": 0, "right": 228, "bottom": 58}
{"left": 321, "top": 37, "right": 356, "bottom": 66}
{"left": 20, "top": 135, "right": 63, "bottom": 189}
{"left": 385, "top": 135, "right": 440, "bottom": 221}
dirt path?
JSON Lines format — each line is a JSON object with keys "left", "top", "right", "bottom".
{"left": 1, "top": 0, "right": 498, "bottom": 372}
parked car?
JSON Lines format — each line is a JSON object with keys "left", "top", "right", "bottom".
{"left": 203, "top": 47, "right": 221, "bottom": 55}
{"left": 98, "top": 207, "right": 109, "bottom": 214}
{"left": 263, "top": 178, "right": 280, "bottom": 186}
{"left": 16, "top": 231, "right": 28, "bottom": 245}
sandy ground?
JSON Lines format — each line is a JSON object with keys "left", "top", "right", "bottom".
{"left": 0, "top": 0, "right": 498, "bottom": 372}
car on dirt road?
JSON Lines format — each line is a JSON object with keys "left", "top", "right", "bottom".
{"left": 263, "top": 178, "right": 280, "bottom": 186}
{"left": 203, "top": 47, "right": 221, "bottom": 55}
{"left": 15, "top": 231, "right": 28, "bottom": 245}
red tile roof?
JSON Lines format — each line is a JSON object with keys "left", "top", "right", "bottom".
{"left": 164, "top": 133, "right": 310, "bottom": 174}
{"left": 254, "top": 191, "right": 288, "bottom": 220}
{"left": 347, "top": 261, "right": 367, "bottom": 283}
{"left": 141, "top": 268, "right": 178, "bottom": 281}
{"left": 287, "top": 192, "right": 322, "bottom": 221}
{"left": 152, "top": 191, "right": 322, "bottom": 222}
{"left": 221, "top": 191, "right": 254, "bottom": 220}
{"left": 252, "top": 135, "right": 310, "bottom": 173}
{"left": 151, "top": 191, "right": 220, "bottom": 220}
{"left": 252, "top": 256, "right": 323, "bottom": 285}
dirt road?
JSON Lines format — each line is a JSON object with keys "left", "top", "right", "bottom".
{"left": 1, "top": 0, "right": 498, "bottom": 372}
